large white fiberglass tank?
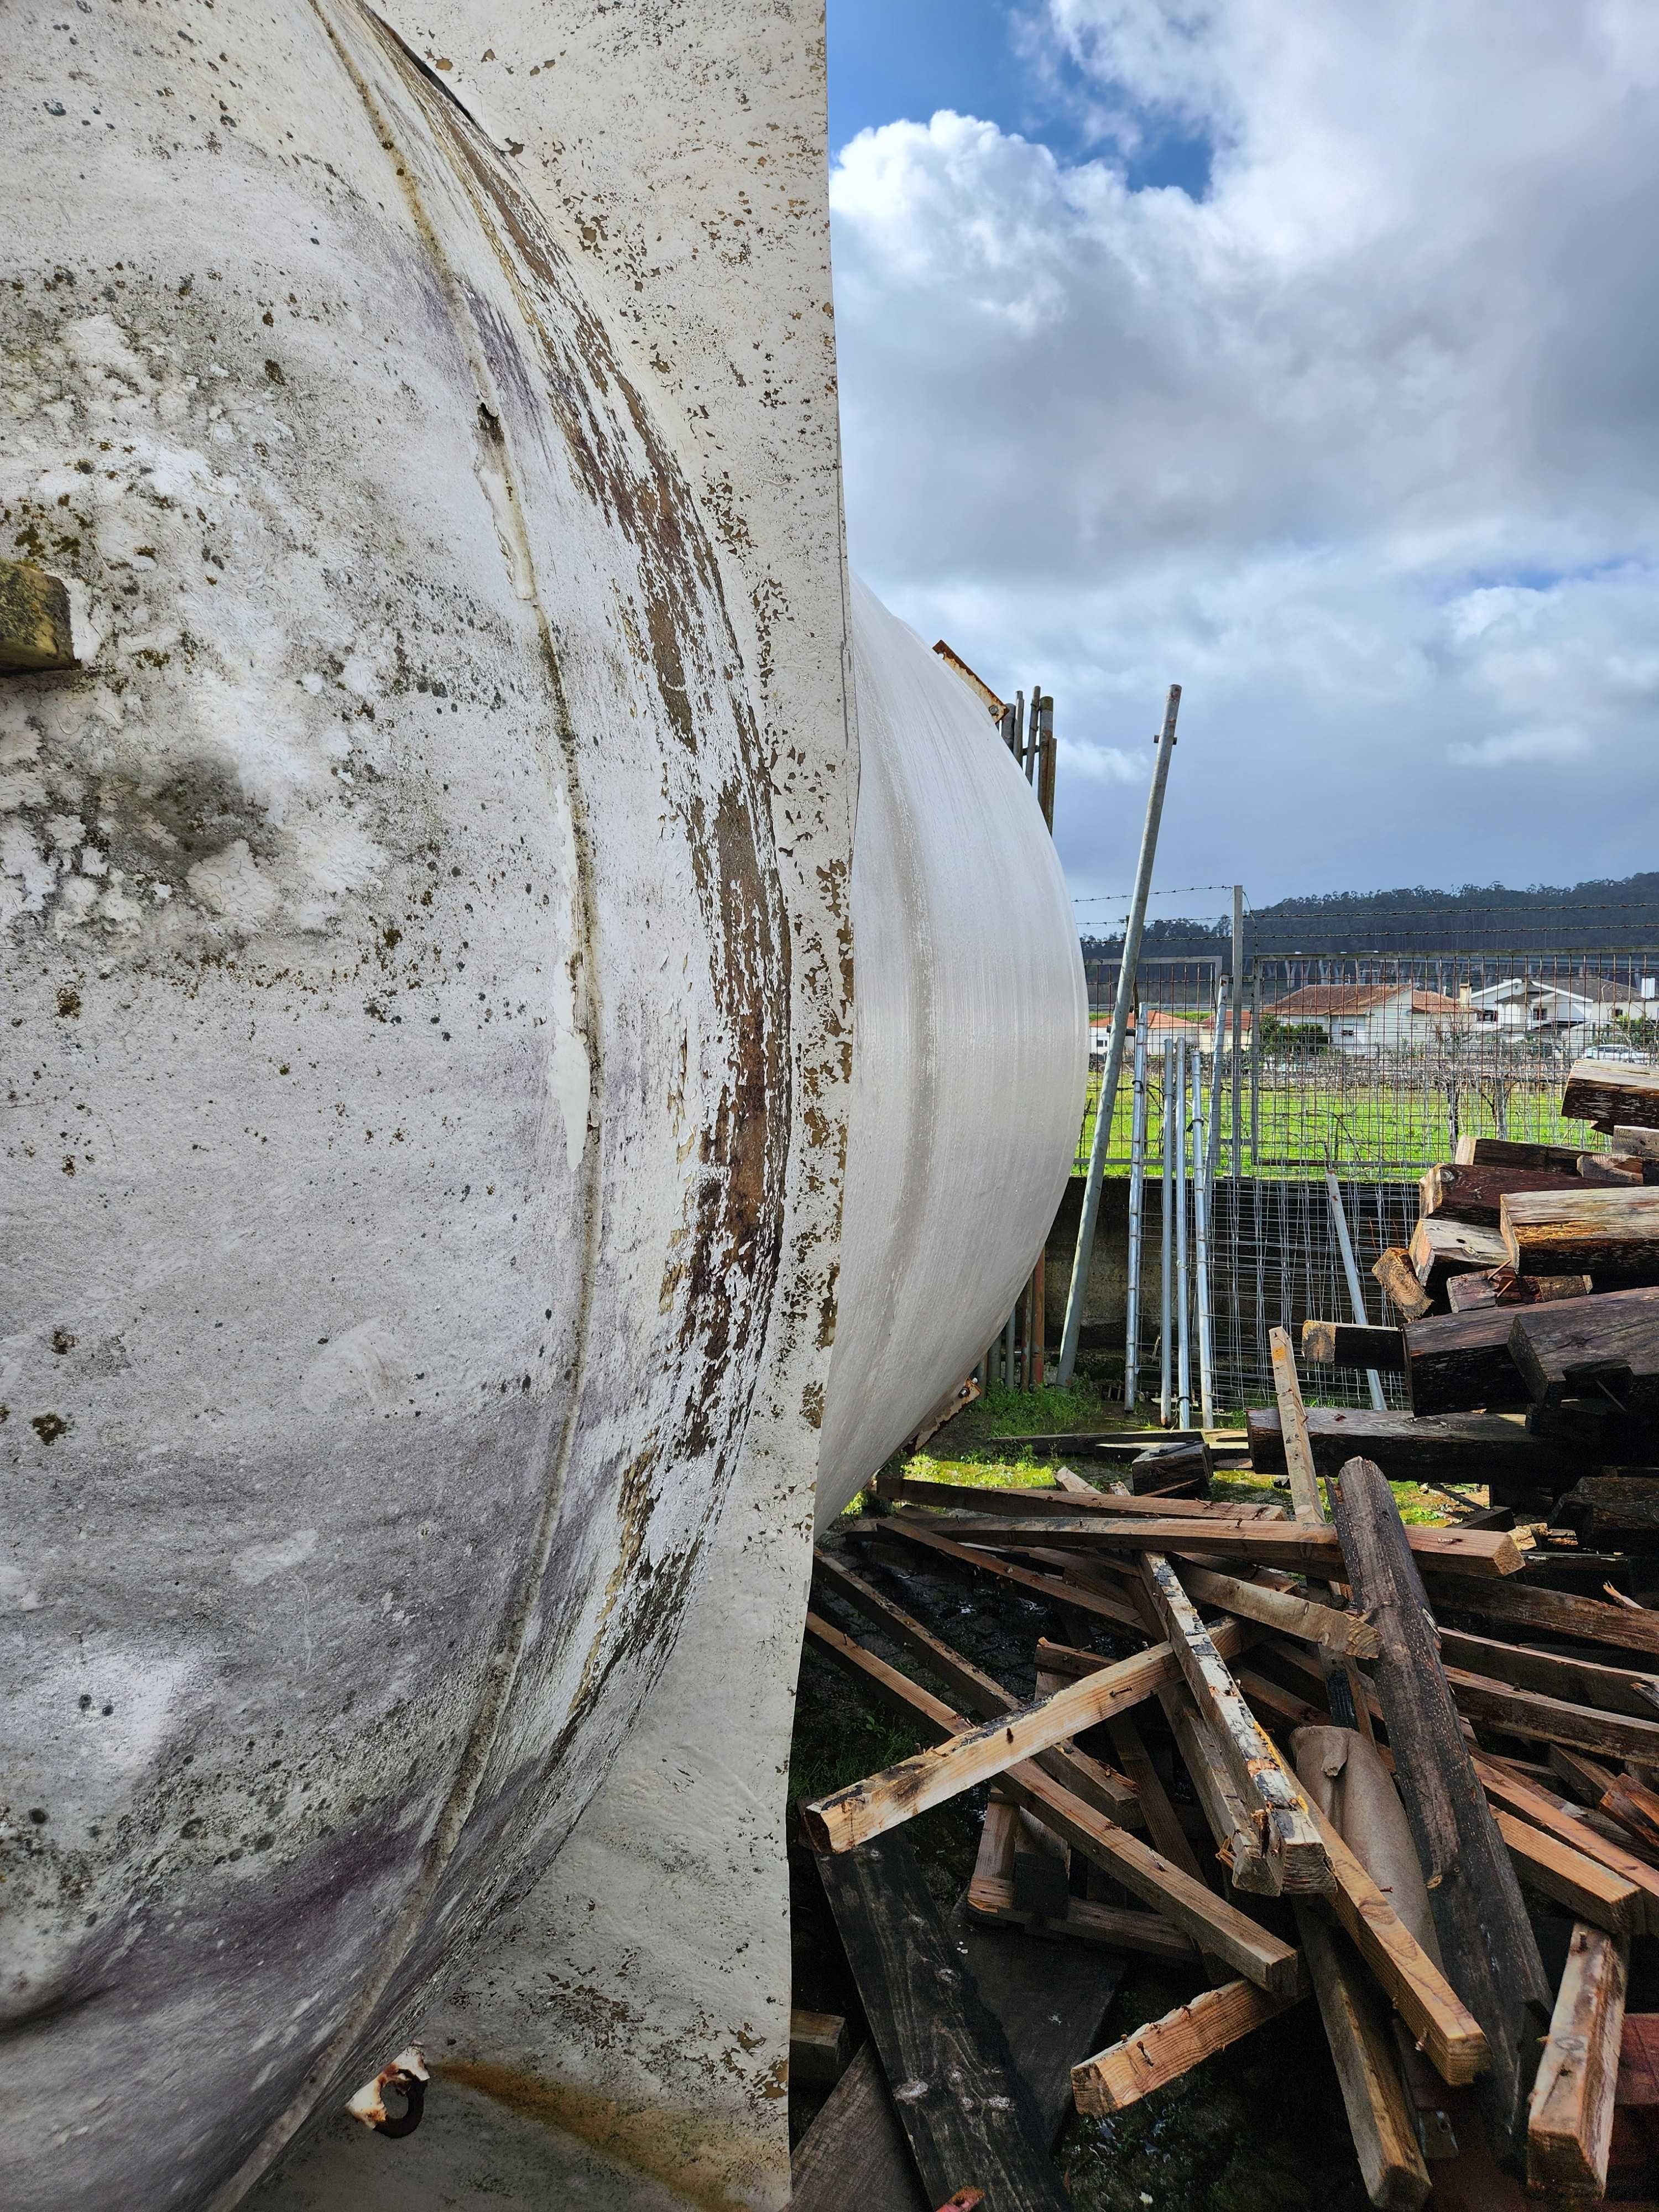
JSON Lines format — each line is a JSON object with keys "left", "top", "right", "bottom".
{"left": 0, "top": 4, "right": 853, "bottom": 2207}
{"left": 818, "top": 579, "right": 1089, "bottom": 1525}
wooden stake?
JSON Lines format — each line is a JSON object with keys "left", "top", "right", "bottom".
{"left": 1295, "top": 1910, "right": 1432, "bottom": 2210}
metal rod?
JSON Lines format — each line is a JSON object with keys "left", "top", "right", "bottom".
{"left": 1249, "top": 966, "right": 1261, "bottom": 1165}
{"left": 1175, "top": 1040, "right": 1192, "bottom": 1430}
{"left": 1160, "top": 1038, "right": 1175, "bottom": 1426}
{"left": 1058, "top": 684, "right": 1182, "bottom": 1384}
{"left": 1002, "top": 1302, "right": 1016, "bottom": 1391}
{"left": 1230, "top": 884, "right": 1244, "bottom": 1175}
{"left": 1326, "top": 1167, "right": 1387, "bottom": 1412}
{"left": 1193, "top": 1042, "right": 1215, "bottom": 1426}
{"left": 1124, "top": 1010, "right": 1149, "bottom": 1412}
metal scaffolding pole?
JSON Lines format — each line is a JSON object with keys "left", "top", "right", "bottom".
{"left": 1174, "top": 1040, "right": 1192, "bottom": 1430}
{"left": 1193, "top": 1039, "right": 1216, "bottom": 1426}
{"left": 1124, "top": 1012, "right": 1149, "bottom": 1412}
{"left": 1058, "top": 685, "right": 1182, "bottom": 1384}
{"left": 1326, "top": 1167, "right": 1387, "bottom": 1412}
{"left": 1160, "top": 1038, "right": 1175, "bottom": 1427}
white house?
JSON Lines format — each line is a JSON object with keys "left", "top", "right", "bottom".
{"left": 1265, "top": 984, "right": 1463, "bottom": 1053}
{"left": 1465, "top": 976, "right": 1655, "bottom": 1037}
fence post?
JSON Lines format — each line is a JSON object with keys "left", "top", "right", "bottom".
{"left": 1160, "top": 1037, "right": 1175, "bottom": 1427}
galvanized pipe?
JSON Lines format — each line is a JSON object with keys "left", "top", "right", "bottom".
{"left": 1175, "top": 1041, "right": 1192, "bottom": 1430}
{"left": 1160, "top": 1039, "right": 1175, "bottom": 1426}
{"left": 1193, "top": 1039, "right": 1216, "bottom": 1427}
{"left": 1231, "top": 884, "right": 1245, "bottom": 1176}
{"left": 1326, "top": 1167, "right": 1388, "bottom": 1413}
{"left": 1058, "top": 685, "right": 1181, "bottom": 1385}
{"left": 1124, "top": 1013, "right": 1149, "bottom": 1413}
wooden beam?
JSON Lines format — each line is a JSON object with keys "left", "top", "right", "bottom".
{"left": 1158, "top": 1678, "right": 1275, "bottom": 1892}
{"left": 1444, "top": 1662, "right": 1659, "bottom": 1765}
{"left": 1552, "top": 1475, "right": 1659, "bottom": 1551}
{"left": 1495, "top": 1808, "right": 1642, "bottom": 1935}
{"left": 1410, "top": 1214, "right": 1507, "bottom": 1293}
{"left": 790, "top": 2010, "right": 854, "bottom": 2090}
{"left": 1614, "top": 1124, "right": 1659, "bottom": 1157}
{"left": 1562, "top": 1057, "right": 1659, "bottom": 1134}
{"left": 874, "top": 1473, "right": 1284, "bottom": 1521}
{"left": 1249, "top": 1404, "right": 1572, "bottom": 1489}
{"left": 849, "top": 1515, "right": 1146, "bottom": 1632}
{"left": 1271, "top": 1323, "right": 1324, "bottom": 1521}
{"left": 816, "top": 1832, "right": 1072, "bottom": 2212}
{"left": 1422, "top": 1160, "right": 1579, "bottom": 1228}
{"left": 1526, "top": 1922, "right": 1628, "bottom": 2199}
{"left": 1401, "top": 1304, "right": 1529, "bottom": 1416}
{"left": 1501, "top": 1185, "right": 1659, "bottom": 1281}
{"left": 1463, "top": 1135, "right": 1592, "bottom": 1172}
{"left": 811, "top": 1550, "right": 1143, "bottom": 1823}
{"left": 1422, "top": 1570, "right": 1659, "bottom": 1661}
{"left": 1436, "top": 1625, "right": 1659, "bottom": 1723}
{"left": 805, "top": 1610, "right": 1302, "bottom": 1991}
{"left": 1473, "top": 1755, "right": 1659, "bottom": 1936}
{"left": 1071, "top": 1981, "right": 1302, "bottom": 2117}
{"left": 1445, "top": 1269, "right": 1592, "bottom": 1313}
{"left": 802, "top": 1618, "right": 1224, "bottom": 1854}
{"left": 1136, "top": 1548, "right": 1332, "bottom": 1895}
{"left": 1178, "top": 1563, "right": 1380, "bottom": 1659}
{"left": 1006, "top": 1758, "right": 1304, "bottom": 1992}
{"left": 1331, "top": 1455, "right": 1552, "bottom": 2161}
{"left": 1296, "top": 1910, "right": 1432, "bottom": 2211}
{"left": 1107, "top": 1710, "right": 1207, "bottom": 1881}
{"left": 1507, "top": 1286, "right": 1659, "bottom": 1417}
{"left": 924, "top": 1511, "right": 1525, "bottom": 1579}
{"left": 967, "top": 1876, "right": 1197, "bottom": 1957}
{"left": 1301, "top": 1319, "right": 1406, "bottom": 1373}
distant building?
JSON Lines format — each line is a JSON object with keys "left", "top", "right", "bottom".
{"left": 1262, "top": 984, "right": 1462, "bottom": 1052}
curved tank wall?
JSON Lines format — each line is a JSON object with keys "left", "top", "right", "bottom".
{"left": 0, "top": 6, "right": 828, "bottom": 2208}
{"left": 817, "top": 579, "right": 1089, "bottom": 1527}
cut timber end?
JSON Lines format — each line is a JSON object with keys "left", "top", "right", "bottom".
{"left": 1527, "top": 1922, "right": 1627, "bottom": 2198}
{"left": 0, "top": 560, "right": 75, "bottom": 672}
{"left": 1071, "top": 1981, "right": 1300, "bottom": 2117}
{"left": 1562, "top": 1058, "right": 1659, "bottom": 1134}
{"left": 1501, "top": 1185, "right": 1659, "bottom": 1280}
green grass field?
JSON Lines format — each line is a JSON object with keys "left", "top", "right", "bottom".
{"left": 1075, "top": 1063, "right": 1597, "bottom": 1180}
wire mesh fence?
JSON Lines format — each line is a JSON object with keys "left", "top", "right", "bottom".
{"left": 1077, "top": 947, "right": 1659, "bottom": 1411}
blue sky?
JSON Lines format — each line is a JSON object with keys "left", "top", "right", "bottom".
{"left": 825, "top": 1, "right": 1659, "bottom": 906}
{"left": 826, "top": 0, "right": 1212, "bottom": 191}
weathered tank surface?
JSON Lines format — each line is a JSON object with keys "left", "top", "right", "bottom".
{"left": 0, "top": 3, "right": 807, "bottom": 2205}
{"left": 818, "top": 580, "right": 1088, "bottom": 1524}
{"left": 3, "top": 3, "right": 1091, "bottom": 2205}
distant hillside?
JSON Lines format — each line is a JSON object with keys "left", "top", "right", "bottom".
{"left": 1082, "top": 874, "right": 1659, "bottom": 961}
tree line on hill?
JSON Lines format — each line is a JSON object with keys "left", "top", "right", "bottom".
{"left": 1081, "top": 873, "right": 1659, "bottom": 961}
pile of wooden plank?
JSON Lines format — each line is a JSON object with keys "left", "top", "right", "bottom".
{"left": 1292, "top": 1058, "right": 1659, "bottom": 1546}
{"left": 798, "top": 1324, "right": 1659, "bottom": 2207}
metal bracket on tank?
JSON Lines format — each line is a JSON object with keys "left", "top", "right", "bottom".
{"left": 345, "top": 2045, "right": 430, "bottom": 2139}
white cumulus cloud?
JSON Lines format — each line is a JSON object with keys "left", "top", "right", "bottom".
{"left": 831, "top": 1, "right": 1659, "bottom": 906}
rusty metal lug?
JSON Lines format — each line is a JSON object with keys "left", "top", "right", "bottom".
{"left": 345, "top": 2046, "right": 430, "bottom": 2139}
{"left": 0, "top": 559, "right": 75, "bottom": 672}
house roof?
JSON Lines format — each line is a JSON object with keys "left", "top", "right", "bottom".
{"left": 1412, "top": 990, "right": 1461, "bottom": 1013}
{"left": 1269, "top": 985, "right": 1399, "bottom": 1016}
